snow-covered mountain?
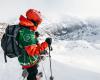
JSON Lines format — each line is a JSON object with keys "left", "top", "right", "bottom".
{"left": 39, "top": 16, "right": 100, "bottom": 79}
{"left": 39, "top": 16, "right": 100, "bottom": 44}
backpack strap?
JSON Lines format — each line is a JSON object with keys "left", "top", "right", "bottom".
{"left": 4, "top": 32, "right": 7, "bottom": 63}
{"left": 4, "top": 52, "right": 7, "bottom": 63}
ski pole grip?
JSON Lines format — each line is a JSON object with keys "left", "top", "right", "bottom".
{"left": 45, "top": 37, "right": 52, "bottom": 46}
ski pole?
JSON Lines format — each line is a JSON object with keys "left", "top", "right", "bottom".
{"left": 48, "top": 45, "right": 54, "bottom": 80}
{"left": 41, "top": 61, "right": 48, "bottom": 80}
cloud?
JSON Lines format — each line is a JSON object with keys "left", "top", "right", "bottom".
{"left": 0, "top": 0, "right": 100, "bottom": 21}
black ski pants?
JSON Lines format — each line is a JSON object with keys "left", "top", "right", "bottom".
{"left": 26, "top": 65, "right": 38, "bottom": 80}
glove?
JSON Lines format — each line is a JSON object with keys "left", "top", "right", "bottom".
{"left": 35, "top": 31, "right": 40, "bottom": 37}
{"left": 45, "top": 37, "right": 52, "bottom": 46}
{"left": 41, "top": 50, "right": 48, "bottom": 55}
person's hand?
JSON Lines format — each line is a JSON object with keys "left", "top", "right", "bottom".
{"left": 35, "top": 31, "right": 40, "bottom": 37}
{"left": 45, "top": 37, "right": 52, "bottom": 46}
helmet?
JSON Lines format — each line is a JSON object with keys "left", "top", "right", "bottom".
{"left": 26, "top": 9, "right": 42, "bottom": 25}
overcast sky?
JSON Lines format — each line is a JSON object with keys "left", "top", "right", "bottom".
{"left": 0, "top": 0, "right": 100, "bottom": 21}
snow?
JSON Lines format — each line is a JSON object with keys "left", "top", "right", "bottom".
{"left": 44, "top": 60, "right": 100, "bottom": 80}
{"left": 0, "top": 16, "right": 100, "bottom": 80}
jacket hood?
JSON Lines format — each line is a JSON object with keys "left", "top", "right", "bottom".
{"left": 19, "top": 15, "right": 34, "bottom": 27}
{"left": 19, "top": 15, "right": 37, "bottom": 31}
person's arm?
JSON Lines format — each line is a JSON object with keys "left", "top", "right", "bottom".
{"left": 24, "top": 41, "right": 48, "bottom": 56}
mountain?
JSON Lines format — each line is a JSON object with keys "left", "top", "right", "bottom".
{"left": 39, "top": 16, "right": 100, "bottom": 43}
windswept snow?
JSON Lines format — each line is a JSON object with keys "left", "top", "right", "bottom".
{"left": 52, "top": 40, "right": 100, "bottom": 73}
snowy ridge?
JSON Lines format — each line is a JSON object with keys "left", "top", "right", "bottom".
{"left": 0, "top": 23, "right": 8, "bottom": 39}
{"left": 40, "top": 16, "right": 100, "bottom": 43}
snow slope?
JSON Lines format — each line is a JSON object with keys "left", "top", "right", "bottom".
{"left": 0, "top": 40, "right": 100, "bottom": 80}
{"left": 0, "top": 16, "right": 100, "bottom": 80}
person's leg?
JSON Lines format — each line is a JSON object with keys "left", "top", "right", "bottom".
{"left": 27, "top": 65, "right": 38, "bottom": 80}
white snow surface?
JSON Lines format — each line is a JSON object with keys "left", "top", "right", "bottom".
{"left": 0, "top": 16, "right": 100, "bottom": 80}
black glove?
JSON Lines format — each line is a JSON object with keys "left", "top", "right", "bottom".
{"left": 35, "top": 31, "right": 40, "bottom": 37}
{"left": 45, "top": 37, "right": 52, "bottom": 46}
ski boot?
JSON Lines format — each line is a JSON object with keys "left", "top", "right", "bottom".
{"left": 36, "top": 72, "right": 43, "bottom": 80}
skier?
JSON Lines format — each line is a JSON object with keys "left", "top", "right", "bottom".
{"left": 16, "top": 9, "right": 52, "bottom": 80}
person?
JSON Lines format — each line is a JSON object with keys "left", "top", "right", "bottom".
{"left": 16, "top": 9, "right": 52, "bottom": 80}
